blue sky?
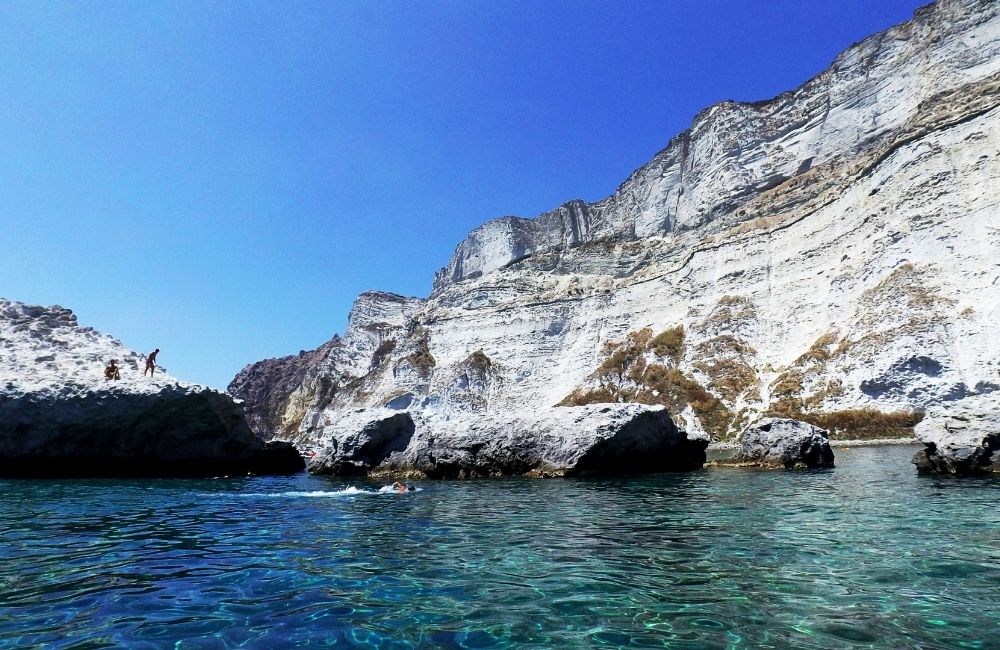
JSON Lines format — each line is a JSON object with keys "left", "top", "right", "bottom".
{"left": 1, "top": 0, "right": 924, "bottom": 389}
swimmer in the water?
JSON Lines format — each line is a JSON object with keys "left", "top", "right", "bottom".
{"left": 392, "top": 481, "right": 407, "bottom": 493}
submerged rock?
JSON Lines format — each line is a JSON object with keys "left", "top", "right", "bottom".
{"left": 308, "top": 404, "right": 706, "bottom": 478}
{"left": 0, "top": 299, "right": 304, "bottom": 477}
{"left": 736, "top": 418, "right": 834, "bottom": 469}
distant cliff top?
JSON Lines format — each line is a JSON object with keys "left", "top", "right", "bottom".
{"left": 432, "top": 0, "right": 999, "bottom": 294}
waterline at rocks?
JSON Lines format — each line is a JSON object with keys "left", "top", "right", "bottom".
{"left": 0, "top": 299, "right": 303, "bottom": 477}
{"left": 307, "top": 404, "right": 707, "bottom": 478}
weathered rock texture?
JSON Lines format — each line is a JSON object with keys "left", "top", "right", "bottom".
{"left": 307, "top": 405, "right": 706, "bottom": 478}
{"left": 735, "top": 418, "right": 835, "bottom": 469}
{"left": 913, "top": 436, "right": 1000, "bottom": 474}
{"left": 0, "top": 299, "right": 303, "bottom": 477}
{"left": 912, "top": 395, "right": 1000, "bottom": 474}
{"left": 231, "top": 0, "right": 1000, "bottom": 473}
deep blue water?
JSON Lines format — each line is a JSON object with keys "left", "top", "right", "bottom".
{"left": 1, "top": 445, "right": 998, "bottom": 649}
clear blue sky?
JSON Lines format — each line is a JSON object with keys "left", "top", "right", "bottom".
{"left": 1, "top": 0, "right": 925, "bottom": 389}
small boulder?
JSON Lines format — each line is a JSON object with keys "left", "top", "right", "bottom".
{"left": 737, "top": 418, "right": 834, "bottom": 468}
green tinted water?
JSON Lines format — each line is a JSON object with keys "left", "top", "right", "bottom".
{"left": 1, "top": 445, "right": 997, "bottom": 648}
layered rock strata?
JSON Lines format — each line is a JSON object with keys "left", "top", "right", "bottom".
{"left": 0, "top": 299, "right": 303, "bottom": 477}
{"left": 232, "top": 0, "right": 1000, "bottom": 474}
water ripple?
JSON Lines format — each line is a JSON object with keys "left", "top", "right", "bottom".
{"left": 1, "top": 446, "right": 999, "bottom": 648}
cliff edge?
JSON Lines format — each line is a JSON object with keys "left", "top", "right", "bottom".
{"left": 0, "top": 299, "right": 303, "bottom": 477}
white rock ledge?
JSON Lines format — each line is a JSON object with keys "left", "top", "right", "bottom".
{"left": 307, "top": 404, "right": 708, "bottom": 478}
{"left": 0, "top": 299, "right": 303, "bottom": 477}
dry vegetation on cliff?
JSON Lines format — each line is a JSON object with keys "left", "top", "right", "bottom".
{"left": 648, "top": 326, "right": 685, "bottom": 364}
{"left": 564, "top": 316, "right": 927, "bottom": 441}
{"left": 560, "top": 326, "right": 735, "bottom": 439}
{"left": 405, "top": 332, "right": 437, "bottom": 377}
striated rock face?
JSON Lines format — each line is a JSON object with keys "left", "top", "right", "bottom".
{"left": 307, "top": 405, "right": 706, "bottom": 478}
{"left": 231, "top": 0, "right": 1000, "bottom": 472}
{"left": 432, "top": 0, "right": 1000, "bottom": 292}
{"left": 0, "top": 299, "right": 303, "bottom": 477}
{"left": 736, "top": 418, "right": 834, "bottom": 469}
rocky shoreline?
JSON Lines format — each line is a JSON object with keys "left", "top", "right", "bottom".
{"left": 230, "top": 0, "right": 1000, "bottom": 479}
{"left": 0, "top": 299, "right": 304, "bottom": 478}
{"left": 0, "top": 294, "right": 990, "bottom": 479}
{"left": 306, "top": 404, "right": 708, "bottom": 479}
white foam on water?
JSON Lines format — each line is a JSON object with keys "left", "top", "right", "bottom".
{"left": 203, "top": 485, "right": 422, "bottom": 498}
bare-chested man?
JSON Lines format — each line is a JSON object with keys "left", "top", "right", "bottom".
{"left": 144, "top": 349, "right": 160, "bottom": 376}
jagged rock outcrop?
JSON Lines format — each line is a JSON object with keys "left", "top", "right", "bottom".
{"left": 308, "top": 405, "right": 707, "bottom": 478}
{"left": 735, "top": 418, "right": 835, "bottom": 469}
{"left": 229, "top": 291, "right": 426, "bottom": 440}
{"left": 0, "top": 299, "right": 303, "bottom": 477}
{"left": 913, "top": 436, "right": 1000, "bottom": 474}
{"left": 231, "top": 0, "right": 1000, "bottom": 471}
{"left": 912, "top": 395, "right": 1000, "bottom": 474}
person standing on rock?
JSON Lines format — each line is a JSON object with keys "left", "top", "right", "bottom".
{"left": 144, "top": 349, "right": 160, "bottom": 377}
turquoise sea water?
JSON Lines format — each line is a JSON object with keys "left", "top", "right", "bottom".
{"left": 1, "top": 445, "right": 998, "bottom": 649}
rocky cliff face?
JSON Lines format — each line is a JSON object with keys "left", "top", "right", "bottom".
{"left": 231, "top": 0, "right": 1000, "bottom": 472}
{"left": 0, "top": 299, "right": 302, "bottom": 476}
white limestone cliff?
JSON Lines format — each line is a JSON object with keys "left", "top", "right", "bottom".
{"left": 230, "top": 0, "right": 1000, "bottom": 475}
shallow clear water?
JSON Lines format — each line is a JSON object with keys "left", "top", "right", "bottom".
{"left": 2, "top": 445, "right": 998, "bottom": 649}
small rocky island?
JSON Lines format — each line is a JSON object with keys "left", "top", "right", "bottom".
{"left": 724, "top": 418, "right": 835, "bottom": 469}
{"left": 0, "top": 299, "right": 303, "bottom": 477}
{"left": 912, "top": 406, "right": 1000, "bottom": 475}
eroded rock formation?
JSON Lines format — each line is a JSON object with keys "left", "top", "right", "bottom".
{"left": 735, "top": 418, "right": 835, "bottom": 469}
{"left": 912, "top": 396, "right": 1000, "bottom": 474}
{"left": 0, "top": 299, "right": 303, "bottom": 477}
{"left": 307, "top": 405, "right": 706, "bottom": 478}
{"left": 231, "top": 0, "right": 1000, "bottom": 474}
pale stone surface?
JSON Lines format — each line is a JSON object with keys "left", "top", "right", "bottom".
{"left": 0, "top": 299, "right": 302, "bottom": 476}
{"left": 912, "top": 393, "right": 1000, "bottom": 473}
{"left": 308, "top": 404, "right": 707, "bottom": 478}
{"left": 737, "top": 418, "right": 835, "bottom": 469}
{"left": 231, "top": 0, "right": 1000, "bottom": 470}
{"left": 912, "top": 435, "right": 1000, "bottom": 474}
